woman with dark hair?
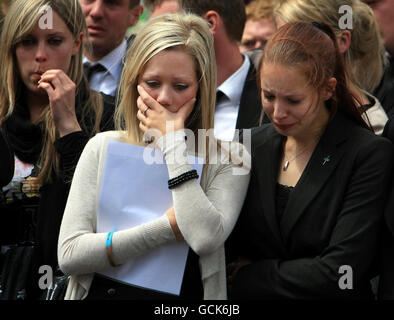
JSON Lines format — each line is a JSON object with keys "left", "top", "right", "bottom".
{"left": 226, "top": 21, "right": 394, "bottom": 299}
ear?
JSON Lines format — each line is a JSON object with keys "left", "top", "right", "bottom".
{"left": 203, "top": 10, "right": 220, "bottom": 35}
{"left": 322, "top": 77, "right": 337, "bottom": 101}
{"left": 337, "top": 30, "right": 351, "bottom": 54}
{"left": 128, "top": 5, "right": 144, "bottom": 27}
{"left": 72, "top": 32, "right": 84, "bottom": 56}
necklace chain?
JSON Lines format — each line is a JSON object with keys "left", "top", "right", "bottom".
{"left": 282, "top": 137, "right": 320, "bottom": 171}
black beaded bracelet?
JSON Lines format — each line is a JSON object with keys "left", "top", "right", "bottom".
{"left": 168, "top": 170, "right": 199, "bottom": 189}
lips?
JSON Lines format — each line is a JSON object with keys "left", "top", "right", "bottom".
{"left": 274, "top": 122, "right": 295, "bottom": 131}
{"left": 31, "top": 71, "right": 44, "bottom": 80}
{"left": 87, "top": 25, "right": 105, "bottom": 35}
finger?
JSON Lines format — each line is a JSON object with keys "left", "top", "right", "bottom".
{"left": 136, "top": 96, "right": 148, "bottom": 114}
{"left": 137, "top": 85, "right": 163, "bottom": 112}
{"left": 40, "top": 69, "right": 72, "bottom": 88}
{"left": 178, "top": 96, "right": 196, "bottom": 119}
{"left": 139, "top": 120, "right": 148, "bottom": 133}
{"left": 38, "top": 81, "right": 56, "bottom": 99}
{"left": 136, "top": 109, "right": 148, "bottom": 124}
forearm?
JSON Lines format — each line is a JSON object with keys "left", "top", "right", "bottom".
{"left": 158, "top": 130, "right": 250, "bottom": 256}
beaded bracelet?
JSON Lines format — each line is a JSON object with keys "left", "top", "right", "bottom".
{"left": 168, "top": 169, "right": 199, "bottom": 189}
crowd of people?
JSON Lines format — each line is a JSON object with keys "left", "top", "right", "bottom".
{"left": 0, "top": 0, "right": 394, "bottom": 301}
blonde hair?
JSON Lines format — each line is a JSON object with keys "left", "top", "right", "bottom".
{"left": 246, "top": 0, "right": 275, "bottom": 21}
{"left": 275, "top": 0, "right": 385, "bottom": 93}
{"left": 0, "top": 0, "right": 103, "bottom": 184}
{"left": 116, "top": 13, "right": 216, "bottom": 144}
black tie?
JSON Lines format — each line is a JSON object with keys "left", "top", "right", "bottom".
{"left": 83, "top": 63, "right": 107, "bottom": 81}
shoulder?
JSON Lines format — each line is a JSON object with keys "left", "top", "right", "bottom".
{"left": 247, "top": 124, "right": 277, "bottom": 151}
{"left": 85, "top": 130, "right": 127, "bottom": 153}
{"left": 342, "top": 121, "right": 394, "bottom": 166}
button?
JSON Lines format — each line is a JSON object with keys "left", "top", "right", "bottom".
{"left": 107, "top": 288, "right": 116, "bottom": 295}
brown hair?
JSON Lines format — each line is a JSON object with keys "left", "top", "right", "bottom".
{"left": 259, "top": 21, "right": 369, "bottom": 129}
{"left": 246, "top": 0, "right": 275, "bottom": 21}
{"left": 181, "top": 0, "right": 245, "bottom": 42}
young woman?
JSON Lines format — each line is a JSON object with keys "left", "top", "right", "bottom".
{"left": 58, "top": 13, "right": 250, "bottom": 300}
{"left": 226, "top": 21, "right": 394, "bottom": 299}
{"left": 0, "top": 0, "right": 114, "bottom": 299}
{"left": 273, "top": 0, "right": 388, "bottom": 135}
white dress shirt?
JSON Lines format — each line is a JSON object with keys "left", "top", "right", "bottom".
{"left": 214, "top": 54, "right": 251, "bottom": 141}
{"left": 83, "top": 39, "right": 127, "bottom": 96}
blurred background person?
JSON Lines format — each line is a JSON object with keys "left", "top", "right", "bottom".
{"left": 363, "top": 0, "right": 394, "bottom": 119}
{"left": 274, "top": 0, "right": 388, "bottom": 135}
{"left": 239, "top": 0, "right": 277, "bottom": 53}
{"left": 182, "top": 0, "right": 262, "bottom": 141}
{"left": 79, "top": 0, "right": 143, "bottom": 97}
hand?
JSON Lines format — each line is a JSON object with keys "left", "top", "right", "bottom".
{"left": 165, "top": 206, "right": 184, "bottom": 242}
{"left": 38, "top": 69, "right": 81, "bottom": 137}
{"left": 136, "top": 85, "right": 196, "bottom": 137}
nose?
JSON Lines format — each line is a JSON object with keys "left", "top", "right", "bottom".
{"left": 156, "top": 86, "right": 172, "bottom": 108}
{"left": 272, "top": 101, "right": 288, "bottom": 121}
{"left": 35, "top": 42, "right": 48, "bottom": 63}
{"left": 90, "top": 0, "right": 104, "bottom": 19}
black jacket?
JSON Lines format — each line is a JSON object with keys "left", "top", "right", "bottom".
{"left": 227, "top": 111, "right": 394, "bottom": 299}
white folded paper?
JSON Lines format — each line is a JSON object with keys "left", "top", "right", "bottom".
{"left": 97, "top": 141, "right": 203, "bottom": 295}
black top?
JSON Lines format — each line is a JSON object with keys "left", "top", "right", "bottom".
{"left": 275, "top": 183, "right": 294, "bottom": 224}
{"left": 85, "top": 248, "right": 203, "bottom": 300}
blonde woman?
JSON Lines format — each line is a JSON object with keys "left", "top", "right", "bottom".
{"left": 0, "top": 0, "right": 114, "bottom": 299}
{"left": 274, "top": 0, "right": 388, "bottom": 135}
{"left": 58, "top": 13, "right": 250, "bottom": 300}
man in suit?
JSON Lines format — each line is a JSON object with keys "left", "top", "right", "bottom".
{"left": 79, "top": 0, "right": 143, "bottom": 96}
{"left": 181, "top": 0, "right": 262, "bottom": 141}
{"left": 363, "top": 0, "right": 394, "bottom": 118}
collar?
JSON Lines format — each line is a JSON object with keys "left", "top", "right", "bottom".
{"left": 217, "top": 54, "right": 251, "bottom": 106}
{"left": 83, "top": 39, "right": 127, "bottom": 80}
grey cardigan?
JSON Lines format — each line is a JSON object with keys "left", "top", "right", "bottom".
{"left": 58, "top": 130, "right": 250, "bottom": 299}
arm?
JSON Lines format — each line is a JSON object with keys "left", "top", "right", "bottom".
{"left": 157, "top": 130, "right": 251, "bottom": 256}
{"left": 58, "top": 134, "right": 176, "bottom": 276}
{"left": 232, "top": 138, "right": 394, "bottom": 299}
{"left": 53, "top": 87, "right": 116, "bottom": 183}
{"left": 0, "top": 129, "right": 14, "bottom": 187}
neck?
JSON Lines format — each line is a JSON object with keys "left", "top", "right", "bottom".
{"left": 84, "top": 38, "right": 123, "bottom": 62}
{"left": 28, "top": 91, "right": 48, "bottom": 124}
{"left": 214, "top": 37, "right": 244, "bottom": 87}
{"left": 286, "top": 105, "right": 330, "bottom": 148}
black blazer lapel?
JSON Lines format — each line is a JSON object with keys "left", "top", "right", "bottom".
{"left": 254, "top": 131, "right": 287, "bottom": 250}
{"left": 280, "top": 113, "right": 350, "bottom": 244}
{"left": 235, "top": 63, "right": 262, "bottom": 130}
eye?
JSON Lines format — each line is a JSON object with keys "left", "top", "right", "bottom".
{"left": 174, "top": 83, "right": 189, "bottom": 91}
{"left": 48, "top": 38, "right": 63, "bottom": 46}
{"left": 145, "top": 80, "right": 160, "bottom": 88}
{"left": 19, "top": 37, "right": 36, "bottom": 47}
{"left": 288, "top": 99, "right": 301, "bottom": 105}
{"left": 263, "top": 93, "right": 275, "bottom": 102}
{"left": 48, "top": 38, "right": 63, "bottom": 45}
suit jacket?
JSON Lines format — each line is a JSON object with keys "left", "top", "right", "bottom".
{"left": 374, "top": 56, "right": 394, "bottom": 119}
{"left": 234, "top": 62, "right": 262, "bottom": 130}
{"left": 378, "top": 117, "right": 394, "bottom": 299}
{"left": 227, "top": 111, "right": 394, "bottom": 299}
